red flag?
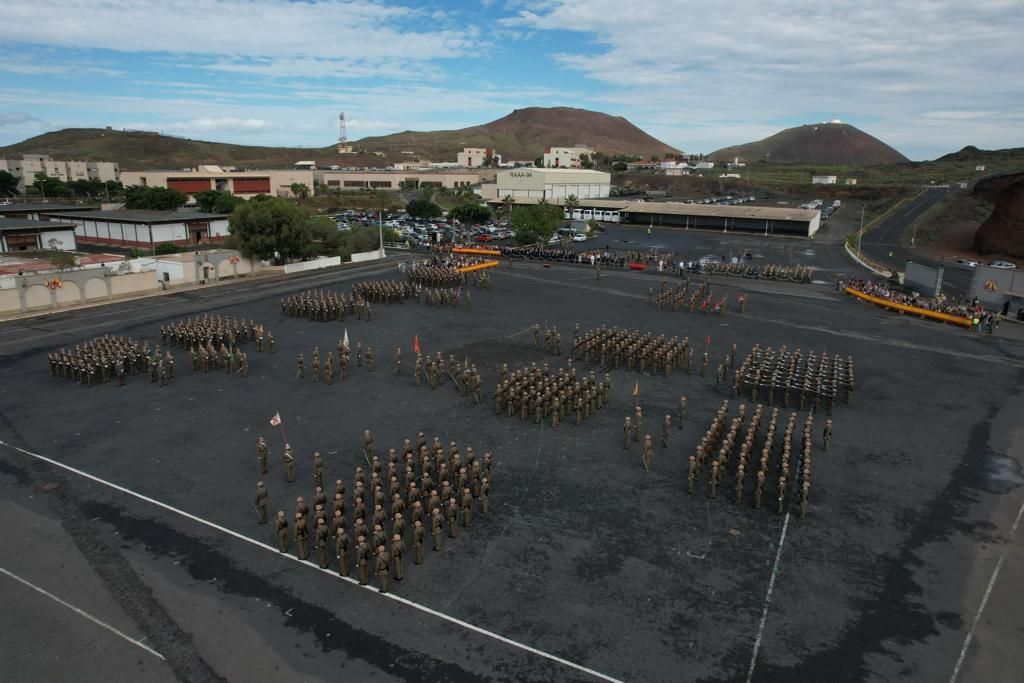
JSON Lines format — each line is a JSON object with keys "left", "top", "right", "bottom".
{"left": 704, "top": 335, "right": 711, "bottom": 346}
{"left": 413, "top": 335, "right": 420, "bottom": 354}
{"left": 269, "top": 412, "right": 282, "bottom": 427}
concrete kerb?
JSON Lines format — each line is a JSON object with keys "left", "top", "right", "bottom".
{"left": 843, "top": 242, "right": 893, "bottom": 279}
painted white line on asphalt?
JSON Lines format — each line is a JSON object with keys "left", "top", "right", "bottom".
{"left": 0, "top": 565, "right": 166, "bottom": 661}
{"left": 746, "top": 511, "right": 791, "bottom": 683}
{"left": 949, "top": 494, "right": 1024, "bottom": 683}
{"left": 0, "top": 438, "right": 622, "bottom": 683}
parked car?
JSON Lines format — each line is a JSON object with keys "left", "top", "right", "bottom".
{"left": 572, "top": 233, "right": 587, "bottom": 242}
{"left": 955, "top": 258, "right": 979, "bottom": 268}
{"left": 475, "top": 233, "right": 494, "bottom": 242}
{"left": 989, "top": 260, "right": 1017, "bottom": 269}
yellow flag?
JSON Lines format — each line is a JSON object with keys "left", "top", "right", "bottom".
{"left": 633, "top": 381, "right": 639, "bottom": 399}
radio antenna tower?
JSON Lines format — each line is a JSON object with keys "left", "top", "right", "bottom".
{"left": 339, "top": 112, "right": 347, "bottom": 145}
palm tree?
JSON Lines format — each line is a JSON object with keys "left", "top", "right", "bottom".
{"left": 564, "top": 194, "right": 579, "bottom": 221}
{"left": 502, "top": 194, "right": 515, "bottom": 219}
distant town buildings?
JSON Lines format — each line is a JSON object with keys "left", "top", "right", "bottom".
{"left": 542, "top": 145, "right": 593, "bottom": 169}
{"left": 120, "top": 166, "right": 315, "bottom": 200}
{"left": 0, "top": 154, "right": 120, "bottom": 193}
{"left": 456, "top": 148, "right": 500, "bottom": 168}
{"left": 811, "top": 175, "right": 838, "bottom": 185}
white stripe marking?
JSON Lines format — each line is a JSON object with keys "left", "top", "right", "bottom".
{"left": 0, "top": 438, "right": 621, "bottom": 683}
{"left": 746, "top": 511, "right": 790, "bottom": 683}
{"left": 0, "top": 565, "right": 166, "bottom": 661}
{"left": 948, "top": 494, "right": 1024, "bottom": 683}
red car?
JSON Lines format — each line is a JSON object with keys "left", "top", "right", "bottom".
{"left": 475, "top": 233, "right": 494, "bottom": 242}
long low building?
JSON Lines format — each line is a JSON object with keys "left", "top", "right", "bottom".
{"left": 0, "top": 203, "right": 96, "bottom": 221}
{"left": 316, "top": 170, "right": 481, "bottom": 191}
{"left": 480, "top": 168, "right": 611, "bottom": 201}
{"left": 121, "top": 166, "right": 315, "bottom": 200}
{"left": 0, "top": 217, "right": 78, "bottom": 253}
{"left": 42, "top": 209, "right": 230, "bottom": 248}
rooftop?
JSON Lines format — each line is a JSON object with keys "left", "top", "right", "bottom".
{"left": 39, "top": 209, "right": 229, "bottom": 224}
{"left": 622, "top": 201, "right": 821, "bottom": 221}
{"left": 0, "top": 203, "right": 95, "bottom": 213}
{"left": 0, "top": 217, "right": 79, "bottom": 231}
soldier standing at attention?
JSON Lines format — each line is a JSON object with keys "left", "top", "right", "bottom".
{"left": 687, "top": 456, "right": 697, "bottom": 494}
{"left": 356, "top": 535, "right": 370, "bottom": 585}
{"left": 634, "top": 406, "right": 642, "bottom": 443}
{"left": 678, "top": 396, "right": 686, "bottom": 430}
{"left": 413, "top": 520, "right": 425, "bottom": 564}
{"left": 823, "top": 420, "right": 832, "bottom": 450}
{"left": 461, "top": 487, "right": 473, "bottom": 527}
{"left": 363, "top": 430, "right": 374, "bottom": 460}
{"left": 315, "top": 518, "right": 330, "bottom": 568}
{"left": 701, "top": 352, "right": 709, "bottom": 377}
{"left": 533, "top": 323, "right": 540, "bottom": 348}
{"left": 394, "top": 347, "right": 402, "bottom": 374}
{"left": 642, "top": 435, "right": 654, "bottom": 471}
{"left": 313, "top": 451, "right": 324, "bottom": 489}
{"left": 268, "top": 331, "right": 275, "bottom": 353}
{"left": 391, "top": 533, "right": 405, "bottom": 581}
{"left": 296, "top": 353, "right": 305, "bottom": 379}
{"left": 661, "top": 415, "right": 671, "bottom": 448}
{"left": 366, "top": 346, "right": 375, "bottom": 372}
{"left": 431, "top": 507, "right": 443, "bottom": 551}
{"left": 446, "top": 497, "right": 459, "bottom": 538}
{"left": 480, "top": 477, "right": 490, "bottom": 514}
{"left": 283, "top": 444, "right": 295, "bottom": 482}
{"left": 275, "top": 511, "right": 289, "bottom": 553}
{"left": 376, "top": 545, "right": 390, "bottom": 593}
{"left": 257, "top": 436, "right": 269, "bottom": 475}
{"left": 255, "top": 481, "right": 269, "bottom": 524}
{"left": 295, "top": 512, "right": 309, "bottom": 560}
{"left": 335, "top": 526, "right": 350, "bottom": 577}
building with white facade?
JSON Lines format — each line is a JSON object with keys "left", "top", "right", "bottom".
{"left": 541, "top": 145, "right": 593, "bottom": 169}
{"left": 0, "top": 155, "right": 121, "bottom": 193}
{"left": 317, "top": 170, "right": 480, "bottom": 191}
{"left": 456, "top": 148, "right": 499, "bottom": 168}
{"left": 0, "top": 217, "right": 78, "bottom": 253}
{"left": 120, "top": 166, "right": 315, "bottom": 200}
{"left": 480, "top": 168, "right": 611, "bottom": 201}
{"left": 43, "top": 209, "right": 230, "bottom": 248}
{"left": 812, "top": 175, "right": 838, "bottom": 185}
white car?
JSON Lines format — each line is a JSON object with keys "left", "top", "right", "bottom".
{"left": 572, "top": 233, "right": 587, "bottom": 242}
{"left": 955, "top": 258, "right": 978, "bottom": 268}
{"left": 989, "top": 260, "right": 1017, "bottom": 269}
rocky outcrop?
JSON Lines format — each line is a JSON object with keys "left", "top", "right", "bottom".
{"left": 973, "top": 174, "right": 1024, "bottom": 257}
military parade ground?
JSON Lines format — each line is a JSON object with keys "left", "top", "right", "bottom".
{"left": 1, "top": 249, "right": 1023, "bottom": 683}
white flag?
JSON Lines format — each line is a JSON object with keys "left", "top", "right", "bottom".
{"left": 269, "top": 412, "right": 282, "bottom": 427}
{"left": 343, "top": 328, "right": 349, "bottom": 348}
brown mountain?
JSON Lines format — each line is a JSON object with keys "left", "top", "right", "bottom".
{"left": 709, "top": 122, "right": 909, "bottom": 165}
{"left": 353, "top": 107, "right": 679, "bottom": 160}
{"left": 0, "top": 107, "right": 678, "bottom": 171}
{"left": 973, "top": 172, "right": 1024, "bottom": 257}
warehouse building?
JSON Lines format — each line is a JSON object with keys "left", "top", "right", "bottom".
{"left": 120, "top": 166, "right": 315, "bottom": 200}
{"left": 316, "top": 170, "right": 480, "bottom": 191}
{"left": 480, "top": 168, "right": 611, "bottom": 201}
{"left": 0, "top": 203, "right": 96, "bottom": 221}
{"left": 43, "top": 209, "right": 230, "bottom": 248}
{"left": 0, "top": 217, "right": 78, "bottom": 253}
{"left": 620, "top": 202, "right": 821, "bottom": 237}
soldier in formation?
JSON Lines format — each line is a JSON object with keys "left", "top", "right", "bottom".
{"left": 570, "top": 324, "right": 694, "bottom": 378}
{"left": 281, "top": 288, "right": 373, "bottom": 322}
{"left": 492, "top": 362, "right": 610, "bottom": 428}
{"left": 48, "top": 335, "right": 149, "bottom": 387}
{"left": 734, "top": 344, "right": 854, "bottom": 413}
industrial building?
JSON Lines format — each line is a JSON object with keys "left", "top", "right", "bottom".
{"left": 0, "top": 217, "right": 78, "bottom": 253}
{"left": 0, "top": 203, "right": 96, "bottom": 221}
{"left": 0, "top": 155, "right": 120, "bottom": 193}
{"left": 316, "top": 170, "right": 480, "bottom": 191}
{"left": 456, "top": 148, "right": 499, "bottom": 168}
{"left": 43, "top": 209, "right": 230, "bottom": 248}
{"left": 541, "top": 145, "right": 593, "bottom": 169}
{"left": 120, "top": 166, "right": 315, "bottom": 200}
{"left": 480, "top": 168, "right": 611, "bottom": 201}
{"left": 812, "top": 175, "right": 838, "bottom": 185}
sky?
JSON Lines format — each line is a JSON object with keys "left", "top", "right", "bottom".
{"left": 0, "top": 0, "right": 1022, "bottom": 161}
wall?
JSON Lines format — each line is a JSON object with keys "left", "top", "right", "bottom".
{"left": 283, "top": 256, "right": 342, "bottom": 274}
{"left": 41, "top": 229, "right": 77, "bottom": 251}
{"left": 904, "top": 262, "right": 942, "bottom": 297}
{"left": 350, "top": 250, "right": 384, "bottom": 264}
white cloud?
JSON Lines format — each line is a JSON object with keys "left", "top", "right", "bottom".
{"left": 506, "top": 0, "right": 1024, "bottom": 158}
{"left": 0, "top": 112, "right": 46, "bottom": 128}
{"left": 0, "top": 1, "right": 483, "bottom": 79}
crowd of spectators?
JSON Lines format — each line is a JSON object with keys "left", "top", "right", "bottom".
{"left": 844, "top": 277, "right": 982, "bottom": 321}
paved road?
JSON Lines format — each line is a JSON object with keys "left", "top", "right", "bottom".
{"left": 1, "top": 260, "right": 1022, "bottom": 682}
{"left": 858, "top": 187, "right": 976, "bottom": 296}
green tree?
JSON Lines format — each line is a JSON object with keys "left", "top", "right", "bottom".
{"left": 290, "top": 182, "right": 310, "bottom": 200}
{"left": 512, "top": 200, "right": 561, "bottom": 245}
{"left": 195, "top": 190, "right": 245, "bottom": 214}
{"left": 0, "top": 170, "right": 19, "bottom": 197}
{"left": 32, "top": 173, "right": 71, "bottom": 199}
{"left": 105, "top": 180, "right": 123, "bottom": 196}
{"left": 534, "top": 156, "right": 544, "bottom": 168}
{"left": 449, "top": 203, "right": 494, "bottom": 225}
{"left": 579, "top": 153, "right": 593, "bottom": 170}
{"left": 563, "top": 194, "right": 579, "bottom": 219}
{"left": 228, "top": 197, "right": 314, "bottom": 264}
{"left": 307, "top": 214, "right": 342, "bottom": 255}
{"left": 612, "top": 161, "right": 627, "bottom": 171}
{"left": 47, "top": 250, "right": 77, "bottom": 270}
{"left": 405, "top": 198, "right": 443, "bottom": 219}
{"left": 124, "top": 185, "right": 187, "bottom": 210}
{"left": 70, "top": 178, "right": 104, "bottom": 198}
{"left": 501, "top": 194, "right": 515, "bottom": 218}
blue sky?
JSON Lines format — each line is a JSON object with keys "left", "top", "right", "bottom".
{"left": 1, "top": 0, "right": 1022, "bottom": 161}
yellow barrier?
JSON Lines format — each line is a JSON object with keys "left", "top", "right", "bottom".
{"left": 452, "top": 246, "right": 501, "bottom": 256}
{"left": 845, "top": 287, "right": 972, "bottom": 328}
{"left": 456, "top": 260, "right": 499, "bottom": 274}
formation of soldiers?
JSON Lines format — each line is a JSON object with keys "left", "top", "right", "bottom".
{"left": 687, "top": 400, "right": 824, "bottom": 518}
{"left": 296, "top": 339, "right": 381, "bottom": 382}
{"left": 281, "top": 289, "right": 374, "bottom": 322}
{"left": 48, "top": 335, "right": 151, "bottom": 386}
{"left": 254, "top": 432, "right": 495, "bottom": 593}
{"left": 493, "top": 362, "right": 610, "bottom": 427}
{"left": 161, "top": 314, "right": 270, "bottom": 352}
{"left": 569, "top": 324, "right": 700, "bottom": 378}
{"left": 406, "top": 263, "right": 468, "bottom": 288}
{"left": 411, "top": 351, "right": 473, "bottom": 393}
{"left": 622, "top": 399, "right": 686, "bottom": 470}
{"left": 734, "top": 345, "right": 854, "bottom": 414}
{"left": 693, "top": 262, "right": 812, "bottom": 283}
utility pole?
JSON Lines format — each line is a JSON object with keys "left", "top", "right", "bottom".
{"left": 857, "top": 203, "right": 865, "bottom": 257}
{"left": 378, "top": 210, "right": 385, "bottom": 259}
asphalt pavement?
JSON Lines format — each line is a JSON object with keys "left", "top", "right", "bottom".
{"left": 1, "top": 258, "right": 1022, "bottom": 682}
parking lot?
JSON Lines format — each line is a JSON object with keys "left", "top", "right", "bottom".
{"left": 1, "top": 258, "right": 1022, "bottom": 682}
